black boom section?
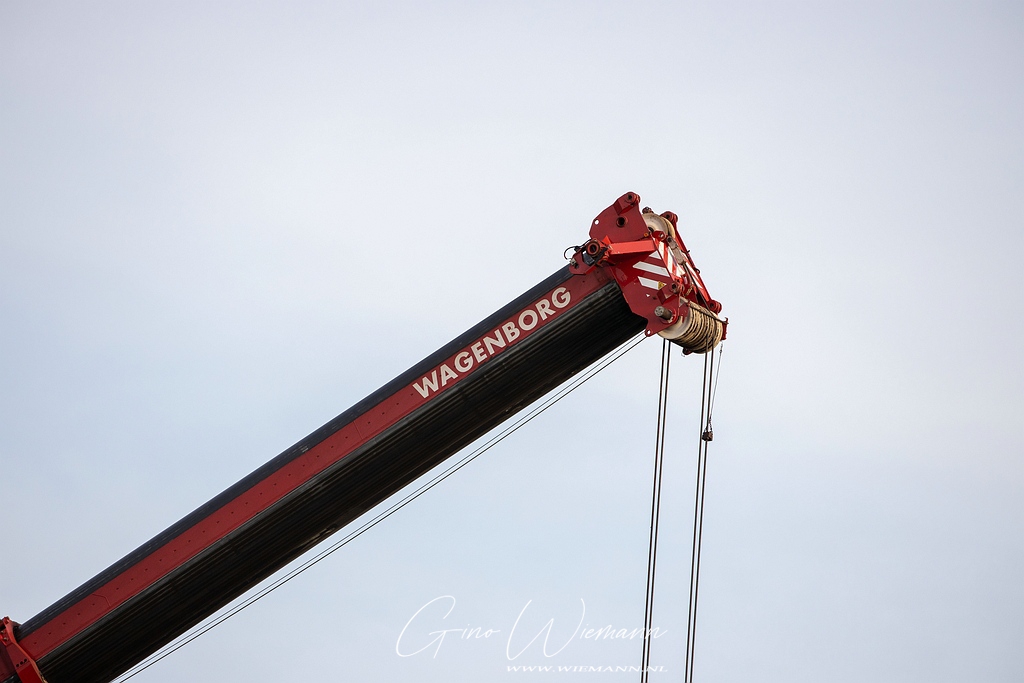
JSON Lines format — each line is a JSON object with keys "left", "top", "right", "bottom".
{"left": 11, "top": 271, "right": 645, "bottom": 683}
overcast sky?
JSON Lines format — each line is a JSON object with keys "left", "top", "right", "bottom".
{"left": 2, "top": 2, "right": 1022, "bottom": 681}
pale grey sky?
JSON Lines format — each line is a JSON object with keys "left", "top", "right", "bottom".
{"left": 2, "top": 2, "right": 1022, "bottom": 681}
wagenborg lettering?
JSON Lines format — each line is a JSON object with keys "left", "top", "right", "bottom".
{"left": 413, "top": 287, "right": 571, "bottom": 399}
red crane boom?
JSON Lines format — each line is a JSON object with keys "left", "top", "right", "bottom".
{"left": 1, "top": 192, "right": 724, "bottom": 683}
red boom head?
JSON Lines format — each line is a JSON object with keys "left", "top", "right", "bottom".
{"left": 570, "top": 192, "right": 726, "bottom": 353}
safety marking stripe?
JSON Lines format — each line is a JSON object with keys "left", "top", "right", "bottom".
{"left": 632, "top": 260, "right": 671, "bottom": 277}
{"left": 655, "top": 241, "right": 686, "bottom": 281}
{"left": 637, "top": 276, "right": 662, "bottom": 290}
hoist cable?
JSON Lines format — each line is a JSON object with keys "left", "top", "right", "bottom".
{"left": 689, "top": 346, "right": 715, "bottom": 683}
{"left": 684, "top": 345, "right": 717, "bottom": 683}
{"left": 705, "top": 342, "right": 725, "bottom": 437}
{"left": 111, "top": 333, "right": 646, "bottom": 683}
{"left": 639, "top": 339, "right": 671, "bottom": 682}
{"left": 683, "top": 352, "right": 708, "bottom": 682}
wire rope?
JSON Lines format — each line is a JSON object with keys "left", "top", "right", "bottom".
{"left": 639, "top": 339, "right": 671, "bottom": 682}
{"left": 111, "top": 333, "right": 646, "bottom": 683}
{"left": 684, "top": 344, "right": 718, "bottom": 683}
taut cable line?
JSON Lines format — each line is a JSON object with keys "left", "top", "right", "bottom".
{"left": 110, "top": 334, "right": 646, "bottom": 683}
{"left": 640, "top": 339, "right": 672, "bottom": 682}
{"left": 684, "top": 342, "right": 721, "bottom": 683}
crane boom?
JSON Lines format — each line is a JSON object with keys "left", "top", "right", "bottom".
{"left": 1, "top": 193, "right": 724, "bottom": 683}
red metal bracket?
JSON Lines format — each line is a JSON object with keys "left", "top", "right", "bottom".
{"left": 0, "top": 617, "right": 47, "bottom": 683}
{"left": 605, "top": 239, "right": 658, "bottom": 258}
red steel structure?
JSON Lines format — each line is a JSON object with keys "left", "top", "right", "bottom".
{"left": 1, "top": 193, "right": 725, "bottom": 683}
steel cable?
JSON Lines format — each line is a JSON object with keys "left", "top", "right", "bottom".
{"left": 639, "top": 339, "right": 671, "bottom": 682}
{"left": 110, "top": 332, "right": 647, "bottom": 683}
{"left": 684, "top": 344, "right": 717, "bottom": 683}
